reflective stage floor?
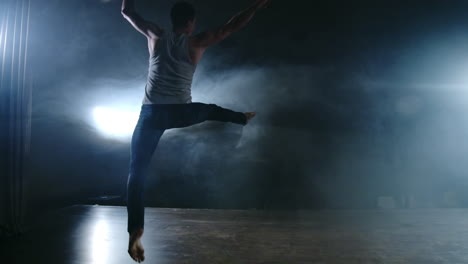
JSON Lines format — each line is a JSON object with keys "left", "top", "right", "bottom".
{"left": 2, "top": 205, "right": 468, "bottom": 263}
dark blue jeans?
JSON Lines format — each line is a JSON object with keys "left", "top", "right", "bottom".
{"left": 127, "top": 103, "right": 247, "bottom": 233}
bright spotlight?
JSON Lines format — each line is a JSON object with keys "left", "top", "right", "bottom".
{"left": 92, "top": 106, "right": 139, "bottom": 139}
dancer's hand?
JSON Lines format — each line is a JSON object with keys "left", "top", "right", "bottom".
{"left": 254, "top": 0, "right": 272, "bottom": 9}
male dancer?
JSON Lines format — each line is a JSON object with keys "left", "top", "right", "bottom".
{"left": 121, "top": 0, "right": 271, "bottom": 262}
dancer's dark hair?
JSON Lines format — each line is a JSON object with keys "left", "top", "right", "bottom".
{"left": 171, "top": 1, "right": 196, "bottom": 28}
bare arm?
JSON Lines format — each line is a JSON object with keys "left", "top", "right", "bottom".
{"left": 121, "top": 0, "right": 163, "bottom": 39}
{"left": 192, "top": 0, "right": 271, "bottom": 48}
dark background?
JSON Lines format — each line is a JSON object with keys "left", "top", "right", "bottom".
{"left": 5, "top": 0, "right": 468, "bottom": 221}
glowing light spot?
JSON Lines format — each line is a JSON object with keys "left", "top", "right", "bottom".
{"left": 92, "top": 106, "right": 139, "bottom": 139}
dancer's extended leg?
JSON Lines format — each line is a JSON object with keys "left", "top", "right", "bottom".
{"left": 162, "top": 103, "right": 254, "bottom": 128}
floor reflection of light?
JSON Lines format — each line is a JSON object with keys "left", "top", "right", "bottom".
{"left": 91, "top": 219, "right": 110, "bottom": 264}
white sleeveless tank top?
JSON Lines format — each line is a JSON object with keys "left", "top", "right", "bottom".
{"left": 142, "top": 31, "right": 197, "bottom": 104}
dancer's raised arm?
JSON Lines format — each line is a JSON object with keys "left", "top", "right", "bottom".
{"left": 121, "top": 0, "right": 163, "bottom": 39}
{"left": 191, "top": 0, "right": 271, "bottom": 48}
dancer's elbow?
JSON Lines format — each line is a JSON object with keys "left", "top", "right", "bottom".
{"left": 121, "top": 8, "right": 133, "bottom": 18}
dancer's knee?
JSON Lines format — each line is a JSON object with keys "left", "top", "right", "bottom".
{"left": 207, "top": 103, "right": 221, "bottom": 116}
{"left": 127, "top": 170, "right": 146, "bottom": 189}
{"left": 193, "top": 103, "right": 218, "bottom": 121}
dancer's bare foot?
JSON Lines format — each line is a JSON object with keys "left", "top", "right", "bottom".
{"left": 128, "top": 228, "right": 145, "bottom": 262}
{"left": 244, "top": 112, "right": 256, "bottom": 124}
